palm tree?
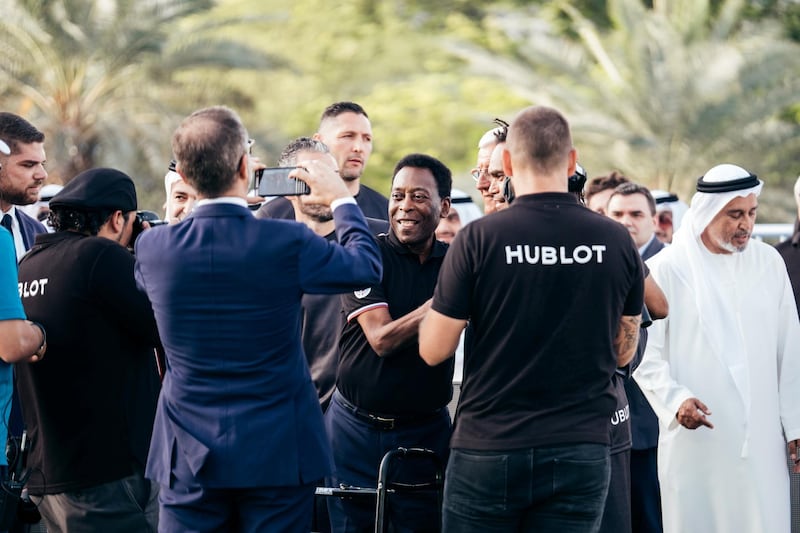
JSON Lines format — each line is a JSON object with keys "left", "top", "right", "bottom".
{"left": 0, "top": 0, "right": 288, "bottom": 189}
{"left": 445, "top": 0, "right": 800, "bottom": 201}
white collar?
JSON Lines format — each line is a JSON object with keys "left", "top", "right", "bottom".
{"left": 195, "top": 197, "right": 248, "bottom": 209}
{"left": 637, "top": 234, "right": 657, "bottom": 256}
{"left": 1, "top": 205, "right": 18, "bottom": 220}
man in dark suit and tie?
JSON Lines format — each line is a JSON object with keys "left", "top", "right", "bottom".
{"left": 607, "top": 182, "right": 665, "bottom": 533}
{"left": 0, "top": 112, "right": 48, "bottom": 257}
{"left": 134, "top": 106, "right": 383, "bottom": 532}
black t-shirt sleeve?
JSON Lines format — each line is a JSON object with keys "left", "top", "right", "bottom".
{"left": 341, "top": 281, "right": 388, "bottom": 323}
{"left": 431, "top": 229, "right": 473, "bottom": 320}
{"left": 622, "top": 241, "right": 645, "bottom": 316}
{"left": 89, "top": 244, "right": 160, "bottom": 347}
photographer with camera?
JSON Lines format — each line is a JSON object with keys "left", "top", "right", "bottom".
{"left": 15, "top": 167, "right": 161, "bottom": 532}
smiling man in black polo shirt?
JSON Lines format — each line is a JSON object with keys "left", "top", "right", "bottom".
{"left": 325, "top": 153, "right": 453, "bottom": 532}
{"left": 420, "top": 106, "right": 644, "bottom": 532}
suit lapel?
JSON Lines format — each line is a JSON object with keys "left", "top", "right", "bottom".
{"left": 15, "top": 210, "right": 34, "bottom": 250}
{"left": 641, "top": 237, "right": 664, "bottom": 261}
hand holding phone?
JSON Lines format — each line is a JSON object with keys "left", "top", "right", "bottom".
{"left": 256, "top": 167, "right": 310, "bottom": 196}
{"left": 290, "top": 159, "right": 350, "bottom": 206}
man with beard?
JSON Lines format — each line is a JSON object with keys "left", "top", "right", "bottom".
{"left": 281, "top": 137, "right": 387, "bottom": 533}
{"left": 0, "top": 113, "right": 47, "bottom": 258}
{"left": 634, "top": 164, "right": 800, "bottom": 532}
{"left": 1, "top": 113, "right": 50, "bottom": 501}
{"left": 257, "top": 102, "right": 388, "bottom": 221}
{"left": 280, "top": 137, "right": 388, "bottom": 411}
{"left": 326, "top": 154, "right": 453, "bottom": 532}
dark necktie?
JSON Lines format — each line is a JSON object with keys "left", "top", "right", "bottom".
{"left": 1, "top": 214, "right": 12, "bottom": 235}
{"left": 2, "top": 214, "right": 17, "bottom": 260}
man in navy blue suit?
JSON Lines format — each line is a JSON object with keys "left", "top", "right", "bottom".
{"left": 607, "top": 182, "right": 665, "bottom": 533}
{"left": 134, "top": 106, "right": 383, "bottom": 532}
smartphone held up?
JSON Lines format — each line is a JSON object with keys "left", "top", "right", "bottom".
{"left": 255, "top": 167, "right": 310, "bottom": 197}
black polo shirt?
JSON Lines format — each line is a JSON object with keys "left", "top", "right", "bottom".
{"left": 301, "top": 218, "right": 389, "bottom": 412}
{"left": 338, "top": 231, "right": 454, "bottom": 415}
{"left": 256, "top": 184, "right": 389, "bottom": 221}
{"left": 432, "top": 192, "right": 644, "bottom": 451}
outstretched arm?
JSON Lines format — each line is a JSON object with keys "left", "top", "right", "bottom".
{"left": 355, "top": 299, "right": 432, "bottom": 358}
{"left": 419, "top": 309, "right": 467, "bottom": 366}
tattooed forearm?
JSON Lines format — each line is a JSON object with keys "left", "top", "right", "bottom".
{"left": 614, "top": 314, "right": 641, "bottom": 368}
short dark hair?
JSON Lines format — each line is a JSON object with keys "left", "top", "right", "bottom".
{"left": 172, "top": 106, "right": 248, "bottom": 198}
{"left": 585, "top": 171, "right": 630, "bottom": 204}
{"left": 608, "top": 182, "right": 657, "bottom": 215}
{"left": 0, "top": 112, "right": 45, "bottom": 153}
{"left": 506, "top": 106, "right": 572, "bottom": 175}
{"left": 278, "top": 137, "right": 329, "bottom": 167}
{"left": 392, "top": 153, "right": 452, "bottom": 200}
{"left": 49, "top": 208, "right": 131, "bottom": 236}
{"left": 320, "top": 102, "right": 368, "bottom": 125}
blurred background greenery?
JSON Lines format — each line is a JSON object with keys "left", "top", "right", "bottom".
{"left": 2, "top": 0, "right": 799, "bottom": 220}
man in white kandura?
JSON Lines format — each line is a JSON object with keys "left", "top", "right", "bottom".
{"left": 634, "top": 163, "right": 800, "bottom": 533}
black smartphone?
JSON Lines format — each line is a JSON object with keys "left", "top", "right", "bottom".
{"left": 255, "top": 167, "right": 310, "bottom": 196}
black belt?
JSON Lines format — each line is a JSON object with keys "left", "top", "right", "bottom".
{"left": 335, "top": 393, "right": 444, "bottom": 431}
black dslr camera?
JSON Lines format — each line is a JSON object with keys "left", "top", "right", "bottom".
{"left": 131, "top": 210, "right": 167, "bottom": 244}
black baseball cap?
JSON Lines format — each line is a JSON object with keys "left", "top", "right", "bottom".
{"left": 49, "top": 167, "right": 137, "bottom": 212}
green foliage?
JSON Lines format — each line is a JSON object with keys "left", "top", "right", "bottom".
{"left": 226, "top": 0, "right": 527, "bottom": 201}
{"left": 446, "top": 0, "right": 800, "bottom": 219}
{"left": 0, "top": 0, "right": 283, "bottom": 210}
{"left": 2, "top": 0, "right": 799, "bottom": 217}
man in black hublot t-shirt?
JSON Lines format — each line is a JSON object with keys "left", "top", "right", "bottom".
{"left": 325, "top": 153, "right": 454, "bottom": 533}
{"left": 421, "top": 106, "right": 644, "bottom": 532}
{"left": 16, "top": 168, "right": 161, "bottom": 532}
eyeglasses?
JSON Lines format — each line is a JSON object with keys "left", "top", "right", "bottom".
{"left": 470, "top": 168, "right": 489, "bottom": 181}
